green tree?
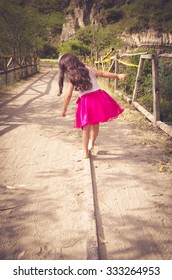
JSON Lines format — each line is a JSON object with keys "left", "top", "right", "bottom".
{"left": 0, "top": 2, "right": 47, "bottom": 56}
{"left": 0, "top": 0, "right": 65, "bottom": 57}
{"left": 19, "top": 0, "right": 70, "bottom": 14}
{"left": 123, "top": 0, "right": 172, "bottom": 33}
{"left": 101, "top": 7, "right": 123, "bottom": 24}
{"left": 76, "top": 24, "right": 123, "bottom": 56}
{"left": 59, "top": 39, "right": 91, "bottom": 56}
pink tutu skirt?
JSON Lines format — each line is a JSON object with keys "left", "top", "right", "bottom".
{"left": 74, "top": 89, "right": 124, "bottom": 128}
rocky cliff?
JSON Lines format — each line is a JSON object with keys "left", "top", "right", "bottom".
{"left": 122, "top": 29, "right": 172, "bottom": 48}
{"left": 61, "top": 1, "right": 99, "bottom": 42}
{"left": 60, "top": 1, "right": 172, "bottom": 49}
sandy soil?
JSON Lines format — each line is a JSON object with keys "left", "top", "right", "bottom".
{"left": 92, "top": 118, "right": 172, "bottom": 259}
{"left": 0, "top": 69, "right": 89, "bottom": 260}
{"left": 0, "top": 67, "right": 171, "bottom": 260}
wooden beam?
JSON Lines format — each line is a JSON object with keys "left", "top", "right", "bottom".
{"left": 132, "top": 101, "right": 155, "bottom": 122}
{"left": 141, "top": 54, "right": 153, "bottom": 59}
{"left": 158, "top": 54, "right": 172, "bottom": 58}
{"left": 152, "top": 54, "right": 160, "bottom": 122}
{"left": 4, "top": 58, "right": 8, "bottom": 85}
{"left": 132, "top": 57, "right": 144, "bottom": 102}
{"left": 111, "top": 52, "right": 148, "bottom": 60}
{"left": 108, "top": 59, "right": 115, "bottom": 72}
{"left": 120, "top": 52, "right": 148, "bottom": 57}
{"left": 102, "top": 48, "right": 115, "bottom": 60}
{"left": 7, "top": 57, "right": 13, "bottom": 68}
{"left": 156, "top": 121, "right": 172, "bottom": 137}
{"left": 116, "top": 90, "right": 132, "bottom": 104}
{"left": 114, "top": 55, "right": 119, "bottom": 91}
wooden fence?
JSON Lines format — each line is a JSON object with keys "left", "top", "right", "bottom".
{"left": 94, "top": 52, "right": 172, "bottom": 138}
{"left": 0, "top": 56, "right": 40, "bottom": 87}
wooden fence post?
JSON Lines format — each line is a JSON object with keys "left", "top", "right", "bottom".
{"left": 4, "top": 58, "right": 8, "bottom": 85}
{"left": 95, "top": 51, "right": 98, "bottom": 68}
{"left": 114, "top": 55, "right": 119, "bottom": 91}
{"left": 152, "top": 54, "right": 160, "bottom": 123}
{"left": 132, "top": 56, "right": 144, "bottom": 102}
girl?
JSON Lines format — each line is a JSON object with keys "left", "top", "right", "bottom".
{"left": 58, "top": 53, "right": 126, "bottom": 158}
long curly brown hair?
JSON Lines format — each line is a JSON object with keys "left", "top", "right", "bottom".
{"left": 58, "top": 53, "right": 92, "bottom": 95}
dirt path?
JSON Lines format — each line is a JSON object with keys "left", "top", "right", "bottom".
{"left": 0, "top": 68, "right": 171, "bottom": 260}
{"left": 0, "top": 69, "right": 91, "bottom": 260}
{"left": 91, "top": 119, "right": 172, "bottom": 259}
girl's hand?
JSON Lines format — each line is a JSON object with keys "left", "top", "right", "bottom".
{"left": 61, "top": 82, "right": 74, "bottom": 117}
{"left": 117, "top": 74, "right": 126, "bottom": 81}
{"left": 62, "top": 108, "right": 67, "bottom": 117}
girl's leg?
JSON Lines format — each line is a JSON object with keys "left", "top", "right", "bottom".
{"left": 82, "top": 125, "right": 91, "bottom": 157}
{"left": 90, "top": 124, "right": 99, "bottom": 149}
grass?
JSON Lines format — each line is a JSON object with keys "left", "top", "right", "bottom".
{"left": 40, "top": 59, "right": 58, "bottom": 66}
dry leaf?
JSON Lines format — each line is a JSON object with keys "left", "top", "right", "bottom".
{"left": 77, "top": 191, "right": 84, "bottom": 196}
{"left": 159, "top": 165, "right": 166, "bottom": 172}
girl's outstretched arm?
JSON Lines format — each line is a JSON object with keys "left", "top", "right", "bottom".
{"left": 61, "top": 82, "right": 74, "bottom": 117}
{"left": 92, "top": 68, "right": 126, "bottom": 81}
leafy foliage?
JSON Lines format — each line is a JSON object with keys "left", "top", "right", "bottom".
{"left": 0, "top": 0, "right": 65, "bottom": 56}
{"left": 19, "top": 0, "right": 70, "bottom": 13}
{"left": 0, "top": 2, "right": 44, "bottom": 56}
{"left": 104, "top": 7, "right": 123, "bottom": 23}
{"left": 59, "top": 39, "right": 91, "bottom": 56}
{"left": 98, "top": 0, "right": 126, "bottom": 9}
{"left": 76, "top": 24, "right": 123, "bottom": 54}
{"left": 40, "top": 44, "right": 59, "bottom": 59}
{"left": 122, "top": 0, "right": 172, "bottom": 33}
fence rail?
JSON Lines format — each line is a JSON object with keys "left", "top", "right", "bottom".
{"left": 0, "top": 56, "right": 40, "bottom": 87}
{"left": 94, "top": 51, "right": 172, "bottom": 137}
